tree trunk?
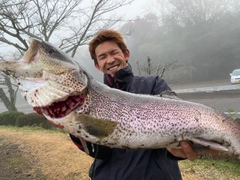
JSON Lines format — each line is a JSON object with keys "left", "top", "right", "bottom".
{"left": 0, "top": 88, "right": 17, "bottom": 111}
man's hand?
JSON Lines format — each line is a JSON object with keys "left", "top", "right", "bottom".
{"left": 167, "top": 141, "right": 219, "bottom": 161}
{"left": 167, "top": 141, "right": 198, "bottom": 161}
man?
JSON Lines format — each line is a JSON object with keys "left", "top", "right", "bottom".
{"left": 70, "top": 29, "right": 198, "bottom": 180}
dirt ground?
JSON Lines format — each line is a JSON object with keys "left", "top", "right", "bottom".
{"left": 0, "top": 127, "right": 93, "bottom": 180}
{"left": 0, "top": 127, "right": 239, "bottom": 180}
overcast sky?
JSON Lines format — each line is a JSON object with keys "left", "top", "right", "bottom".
{"left": 117, "top": 0, "right": 151, "bottom": 18}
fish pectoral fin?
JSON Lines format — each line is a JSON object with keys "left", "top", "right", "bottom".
{"left": 76, "top": 114, "right": 118, "bottom": 139}
{"left": 189, "top": 137, "right": 228, "bottom": 152}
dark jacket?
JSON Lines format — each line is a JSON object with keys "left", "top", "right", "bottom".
{"left": 70, "top": 65, "right": 182, "bottom": 180}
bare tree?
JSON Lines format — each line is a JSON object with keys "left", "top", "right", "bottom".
{"left": 136, "top": 57, "right": 191, "bottom": 85}
{"left": 0, "top": 74, "right": 18, "bottom": 111}
{"left": 0, "top": 0, "right": 134, "bottom": 56}
{"left": 136, "top": 56, "right": 166, "bottom": 77}
{"left": 0, "top": 0, "right": 135, "bottom": 111}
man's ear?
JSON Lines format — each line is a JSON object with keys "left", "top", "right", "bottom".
{"left": 124, "top": 49, "right": 130, "bottom": 59}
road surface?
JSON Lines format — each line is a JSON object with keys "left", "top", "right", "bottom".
{"left": 171, "top": 81, "right": 240, "bottom": 117}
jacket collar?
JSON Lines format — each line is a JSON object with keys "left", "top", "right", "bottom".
{"left": 103, "top": 65, "right": 133, "bottom": 90}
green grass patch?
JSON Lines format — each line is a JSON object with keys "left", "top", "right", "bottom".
{"left": 7, "top": 155, "right": 28, "bottom": 167}
{"left": 180, "top": 157, "right": 240, "bottom": 178}
{"left": 0, "top": 124, "right": 66, "bottom": 134}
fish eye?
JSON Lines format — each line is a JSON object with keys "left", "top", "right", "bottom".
{"left": 48, "top": 48, "right": 55, "bottom": 54}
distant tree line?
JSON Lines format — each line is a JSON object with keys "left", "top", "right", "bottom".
{"left": 121, "top": 0, "right": 240, "bottom": 83}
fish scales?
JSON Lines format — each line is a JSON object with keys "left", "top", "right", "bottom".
{"left": 85, "top": 80, "right": 239, "bottom": 151}
{"left": 0, "top": 38, "right": 239, "bottom": 159}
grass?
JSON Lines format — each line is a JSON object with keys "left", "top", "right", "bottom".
{"left": 0, "top": 124, "right": 66, "bottom": 133}
{"left": 0, "top": 125, "right": 93, "bottom": 180}
{"left": 7, "top": 155, "right": 28, "bottom": 167}
{"left": 0, "top": 125, "right": 240, "bottom": 180}
{"left": 179, "top": 157, "right": 240, "bottom": 180}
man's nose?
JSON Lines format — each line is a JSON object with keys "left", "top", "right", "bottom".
{"left": 106, "top": 55, "right": 115, "bottom": 64}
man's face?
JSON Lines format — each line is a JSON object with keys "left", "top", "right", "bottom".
{"left": 94, "top": 41, "right": 129, "bottom": 76}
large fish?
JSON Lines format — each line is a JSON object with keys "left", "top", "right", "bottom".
{"left": 0, "top": 38, "right": 240, "bottom": 159}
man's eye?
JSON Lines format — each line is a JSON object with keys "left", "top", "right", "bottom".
{"left": 111, "top": 50, "right": 118, "bottom": 55}
{"left": 98, "top": 56, "right": 105, "bottom": 60}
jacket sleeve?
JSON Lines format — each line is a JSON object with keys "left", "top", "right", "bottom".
{"left": 69, "top": 134, "right": 112, "bottom": 159}
{"left": 152, "top": 76, "right": 171, "bottom": 95}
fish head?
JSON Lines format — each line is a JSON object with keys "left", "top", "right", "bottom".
{"left": 1, "top": 38, "right": 79, "bottom": 77}
{"left": 0, "top": 38, "right": 88, "bottom": 118}
{"left": 25, "top": 38, "right": 79, "bottom": 75}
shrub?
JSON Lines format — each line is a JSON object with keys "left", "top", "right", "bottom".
{"left": 15, "top": 113, "right": 54, "bottom": 129}
{"left": 0, "top": 111, "right": 25, "bottom": 126}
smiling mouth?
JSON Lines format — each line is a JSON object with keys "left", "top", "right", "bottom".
{"left": 34, "top": 93, "right": 86, "bottom": 119}
{"left": 108, "top": 65, "right": 120, "bottom": 71}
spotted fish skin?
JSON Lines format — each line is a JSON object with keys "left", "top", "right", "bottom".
{"left": 0, "top": 38, "right": 240, "bottom": 159}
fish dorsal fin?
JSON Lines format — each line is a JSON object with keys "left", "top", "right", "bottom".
{"left": 76, "top": 114, "right": 118, "bottom": 139}
{"left": 156, "top": 90, "right": 181, "bottom": 100}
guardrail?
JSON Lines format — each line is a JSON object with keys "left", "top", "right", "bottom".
{"left": 175, "top": 84, "right": 240, "bottom": 94}
{"left": 224, "top": 112, "right": 240, "bottom": 118}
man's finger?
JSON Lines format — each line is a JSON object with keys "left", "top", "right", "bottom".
{"left": 181, "top": 142, "right": 198, "bottom": 161}
{"left": 167, "top": 148, "right": 187, "bottom": 159}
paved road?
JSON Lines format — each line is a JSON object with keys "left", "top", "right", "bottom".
{"left": 172, "top": 83, "right": 240, "bottom": 116}
{"left": 177, "top": 90, "right": 240, "bottom": 112}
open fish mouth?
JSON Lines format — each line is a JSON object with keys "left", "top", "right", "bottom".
{"left": 33, "top": 93, "right": 86, "bottom": 118}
